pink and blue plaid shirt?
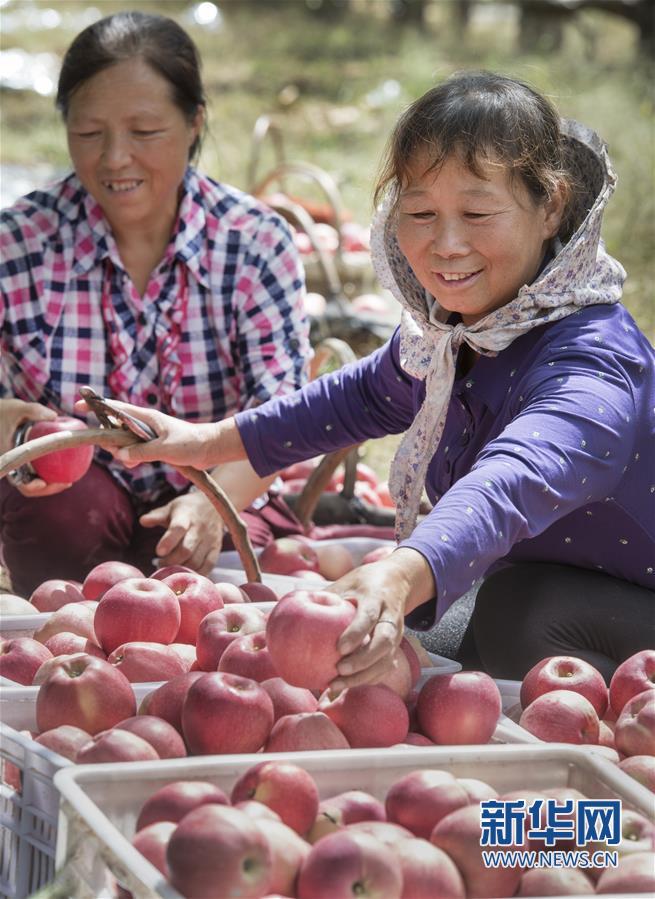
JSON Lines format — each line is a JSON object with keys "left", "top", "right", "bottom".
{"left": 0, "top": 168, "right": 311, "bottom": 502}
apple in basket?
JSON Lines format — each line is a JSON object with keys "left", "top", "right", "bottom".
{"left": 160, "top": 571, "right": 224, "bottom": 644}
{"left": 166, "top": 804, "right": 272, "bottom": 899}
{"left": 614, "top": 689, "right": 655, "bottom": 756}
{"left": 26, "top": 416, "right": 94, "bottom": 484}
{"left": 253, "top": 817, "right": 310, "bottom": 897}
{"left": 264, "top": 711, "right": 350, "bottom": 753}
{"left": 385, "top": 770, "right": 470, "bottom": 840}
{"left": 0, "top": 637, "right": 52, "bottom": 685}
{"left": 94, "top": 577, "right": 181, "bottom": 654}
{"left": 35, "top": 725, "right": 93, "bottom": 762}
{"left": 231, "top": 760, "right": 319, "bottom": 837}
{"left": 36, "top": 653, "right": 136, "bottom": 734}
{"left": 519, "top": 689, "right": 600, "bottom": 744}
{"left": 618, "top": 755, "right": 655, "bottom": 792}
{"left": 107, "top": 641, "right": 187, "bottom": 683}
{"left": 136, "top": 780, "right": 229, "bottom": 831}
{"left": 0, "top": 593, "right": 38, "bottom": 615}
{"left": 265, "top": 589, "right": 356, "bottom": 691}
{"left": 137, "top": 671, "right": 204, "bottom": 734}
{"left": 259, "top": 536, "right": 321, "bottom": 576}
{"left": 297, "top": 830, "right": 402, "bottom": 899}
{"left": 520, "top": 655, "right": 608, "bottom": 718}
{"left": 76, "top": 729, "right": 160, "bottom": 764}
{"left": 260, "top": 677, "right": 318, "bottom": 721}
{"left": 240, "top": 581, "right": 278, "bottom": 603}
{"left": 609, "top": 649, "right": 655, "bottom": 716}
{"left": 218, "top": 631, "right": 279, "bottom": 682}
{"left": 417, "top": 671, "right": 502, "bottom": 745}
{"left": 82, "top": 560, "right": 144, "bottom": 600}
{"left": 195, "top": 605, "right": 267, "bottom": 670}
{"left": 314, "top": 543, "right": 355, "bottom": 580}
{"left": 395, "top": 837, "right": 466, "bottom": 899}
{"left": 320, "top": 683, "right": 409, "bottom": 748}
{"left": 29, "top": 578, "right": 85, "bottom": 612}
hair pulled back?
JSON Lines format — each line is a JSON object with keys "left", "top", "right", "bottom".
{"left": 375, "top": 71, "right": 577, "bottom": 240}
{"left": 56, "top": 10, "right": 206, "bottom": 161}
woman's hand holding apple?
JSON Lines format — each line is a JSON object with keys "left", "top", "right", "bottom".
{"left": 0, "top": 398, "right": 71, "bottom": 497}
{"left": 140, "top": 491, "right": 225, "bottom": 576}
{"left": 329, "top": 547, "right": 436, "bottom": 693}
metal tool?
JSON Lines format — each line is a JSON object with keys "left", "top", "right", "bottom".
{"left": 78, "top": 386, "right": 159, "bottom": 441}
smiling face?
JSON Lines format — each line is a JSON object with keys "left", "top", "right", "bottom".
{"left": 396, "top": 151, "right": 564, "bottom": 325}
{"left": 66, "top": 57, "right": 203, "bottom": 242}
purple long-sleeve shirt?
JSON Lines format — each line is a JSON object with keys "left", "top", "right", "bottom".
{"left": 236, "top": 302, "right": 654, "bottom": 626}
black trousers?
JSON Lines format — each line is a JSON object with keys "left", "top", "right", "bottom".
{"left": 456, "top": 563, "right": 655, "bottom": 684}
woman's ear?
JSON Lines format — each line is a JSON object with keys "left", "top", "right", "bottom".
{"left": 189, "top": 105, "right": 205, "bottom": 148}
{"left": 543, "top": 181, "right": 567, "bottom": 239}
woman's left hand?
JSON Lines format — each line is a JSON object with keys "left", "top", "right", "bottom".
{"left": 141, "top": 491, "right": 224, "bottom": 575}
{"left": 328, "top": 548, "right": 435, "bottom": 692}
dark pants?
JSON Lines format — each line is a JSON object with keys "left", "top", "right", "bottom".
{"left": 0, "top": 463, "right": 304, "bottom": 597}
{"left": 457, "top": 562, "right": 655, "bottom": 684}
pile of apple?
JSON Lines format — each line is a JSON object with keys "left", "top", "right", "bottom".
{"left": 278, "top": 458, "right": 395, "bottom": 511}
{"left": 511, "top": 653, "right": 655, "bottom": 788}
{"left": 113, "top": 758, "right": 655, "bottom": 899}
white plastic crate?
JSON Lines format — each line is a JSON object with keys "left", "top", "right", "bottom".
{"left": 53, "top": 744, "right": 655, "bottom": 899}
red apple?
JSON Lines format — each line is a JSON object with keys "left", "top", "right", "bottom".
{"left": 137, "top": 671, "right": 204, "bottom": 734}
{"left": 33, "top": 601, "right": 97, "bottom": 644}
{"left": 265, "top": 589, "right": 356, "bottom": 691}
{"left": 114, "top": 715, "right": 187, "bottom": 759}
{"left": 235, "top": 801, "right": 282, "bottom": 823}
{"left": 166, "top": 804, "right": 272, "bottom": 899}
{"left": 82, "top": 560, "right": 144, "bottom": 600}
{"left": 181, "top": 672, "right": 274, "bottom": 754}
{"left": 218, "top": 631, "right": 278, "bottom": 682}
{"left": 254, "top": 818, "right": 310, "bottom": 897}
{"left": 214, "top": 582, "right": 250, "bottom": 604}
{"left": 346, "top": 821, "right": 413, "bottom": 847}
{"left": 27, "top": 417, "right": 93, "bottom": 484}
{"left": 395, "top": 836, "right": 466, "bottom": 899}
{"left": 385, "top": 770, "right": 470, "bottom": 840}
{"left": 314, "top": 543, "right": 355, "bottom": 580}
{"left": 288, "top": 569, "right": 327, "bottom": 583}
{"left": 517, "top": 867, "right": 594, "bottom": 896}
{"left": 614, "top": 689, "right": 655, "bottom": 756}
{"left": 36, "top": 654, "right": 136, "bottom": 734}
{"left": 372, "top": 648, "right": 413, "bottom": 700}
{"left": 259, "top": 537, "right": 320, "bottom": 576}
{"left": 167, "top": 642, "right": 197, "bottom": 672}
{"left": 397, "top": 733, "right": 435, "bottom": 747}
{"left": 161, "top": 571, "right": 224, "bottom": 644}
{"left": 136, "top": 780, "right": 229, "bottom": 831}
{"left": 94, "top": 578, "right": 180, "bottom": 654}
{"left": 457, "top": 777, "right": 499, "bottom": 803}
{"left": 320, "top": 791, "right": 386, "bottom": 826}
{"left": 76, "top": 728, "right": 159, "bottom": 764}
{"left": 596, "top": 852, "right": 655, "bottom": 894}
{"left": 519, "top": 689, "right": 600, "bottom": 744}
{"left": 196, "top": 605, "right": 266, "bottom": 670}
{"left": 29, "top": 579, "right": 85, "bottom": 612}
{"left": 44, "top": 632, "right": 105, "bottom": 659}
{"left": 107, "top": 642, "right": 187, "bottom": 683}
{"left": 609, "top": 649, "right": 655, "bottom": 716}
{"left": 0, "top": 637, "right": 52, "bottom": 685}
{"left": 150, "top": 565, "right": 194, "bottom": 580}
{"left": 0, "top": 593, "right": 37, "bottom": 615}
{"left": 297, "top": 830, "right": 402, "bottom": 899}
{"left": 520, "top": 655, "right": 608, "bottom": 717}
{"left": 320, "top": 684, "right": 409, "bottom": 748}
{"left": 597, "top": 719, "right": 615, "bottom": 749}
{"left": 261, "top": 677, "right": 318, "bottom": 721}
{"left": 431, "top": 803, "right": 525, "bottom": 899}
{"left": 130, "top": 821, "right": 175, "bottom": 881}
{"left": 34, "top": 725, "right": 92, "bottom": 761}
{"left": 417, "top": 671, "right": 502, "bottom": 745}
{"left": 618, "top": 755, "right": 655, "bottom": 792}
{"left": 360, "top": 545, "right": 395, "bottom": 565}
{"left": 231, "top": 761, "right": 319, "bottom": 837}
{"left": 265, "top": 712, "right": 350, "bottom": 752}
{"left": 240, "top": 582, "right": 279, "bottom": 603}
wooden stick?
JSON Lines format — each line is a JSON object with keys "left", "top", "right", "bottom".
{"left": 0, "top": 429, "right": 261, "bottom": 583}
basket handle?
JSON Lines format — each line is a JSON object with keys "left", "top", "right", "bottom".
{"left": 294, "top": 338, "right": 361, "bottom": 528}
{"left": 252, "top": 160, "right": 347, "bottom": 255}
{"left": 0, "top": 429, "right": 262, "bottom": 583}
{"left": 246, "top": 114, "right": 287, "bottom": 191}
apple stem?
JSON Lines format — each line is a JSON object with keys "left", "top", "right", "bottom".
{"left": 0, "top": 428, "right": 262, "bottom": 583}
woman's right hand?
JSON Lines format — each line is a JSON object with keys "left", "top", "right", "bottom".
{"left": 0, "top": 398, "right": 71, "bottom": 497}
{"left": 73, "top": 398, "right": 238, "bottom": 471}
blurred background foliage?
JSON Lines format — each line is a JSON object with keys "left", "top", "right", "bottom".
{"left": 1, "top": 0, "right": 653, "bottom": 339}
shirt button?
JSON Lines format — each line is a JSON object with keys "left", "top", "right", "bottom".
{"left": 146, "top": 393, "right": 158, "bottom": 405}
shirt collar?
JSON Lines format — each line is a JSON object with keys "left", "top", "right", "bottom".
{"left": 67, "top": 169, "right": 212, "bottom": 290}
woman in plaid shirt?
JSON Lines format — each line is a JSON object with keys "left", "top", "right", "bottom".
{"left": 0, "top": 12, "right": 311, "bottom": 596}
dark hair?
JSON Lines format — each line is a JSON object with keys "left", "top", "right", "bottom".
{"left": 375, "top": 71, "right": 577, "bottom": 240}
{"left": 56, "top": 11, "right": 206, "bottom": 161}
